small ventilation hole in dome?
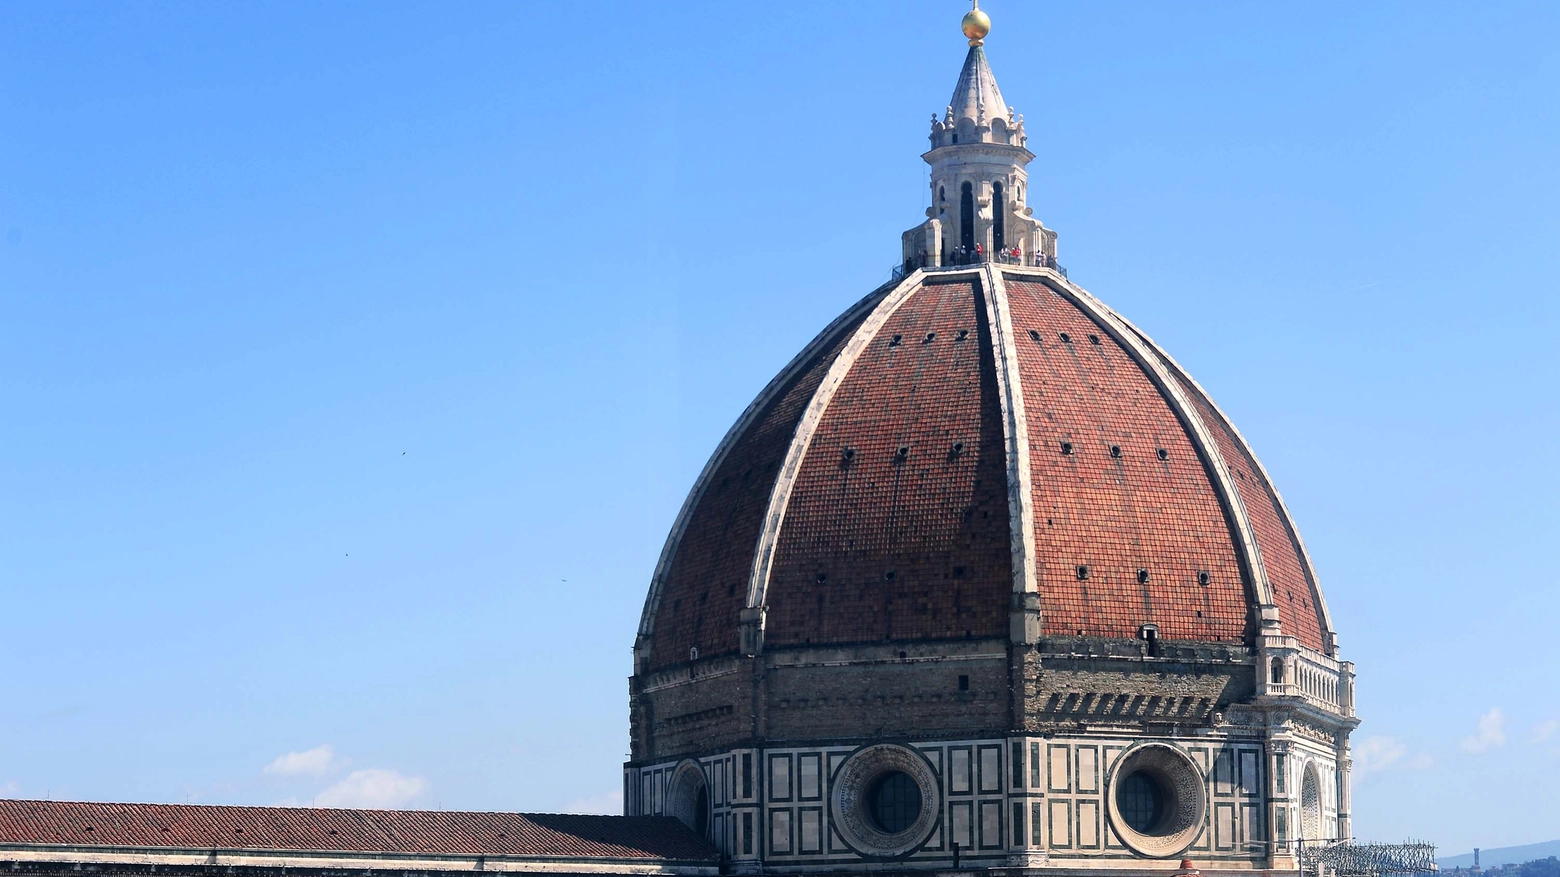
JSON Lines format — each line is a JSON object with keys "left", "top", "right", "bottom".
{"left": 841, "top": 447, "right": 856, "bottom": 463}
{"left": 1076, "top": 564, "right": 1089, "bottom": 580}
{"left": 956, "top": 329, "right": 969, "bottom": 341}
{"left": 1198, "top": 570, "right": 1210, "bottom": 586}
{"left": 816, "top": 572, "right": 828, "bottom": 584}
{"left": 1110, "top": 445, "right": 1122, "bottom": 458}
{"left": 895, "top": 445, "right": 910, "bottom": 460}
{"left": 884, "top": 570, "right": 896, "bottom": 582}
{"left": 1028, "top": 329, "right": 1041, "bottom": 342}
{"left": 1137, "top": 568, "right": 1150, "bottom": 584}
{"left": 1060, "top": 441, "right": 1074, "bottom": 455}
{"left": 1088, "top": 334, "right": 1101, "bottom": 345}
{"left": 1157, "top": 448, "right": 1169, "bottom": 461}
{"left": 952, "top": 565, "right": 965, "bottom": 578}
{"left": 1059, "top": 332, "right": 1072, "bottom": 343}
{"left": 923, "top": 331, "right": 937, "bottom": 344}
{"left": 888, "top": 333, "right": 903, "bottom": 347}
{"left": 949, "top": 441, "right": 965, "bottom": 458}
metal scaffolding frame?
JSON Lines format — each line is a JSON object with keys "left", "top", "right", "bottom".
{"left": 1298, "top": 839, "right": 1439, "bottom": 877}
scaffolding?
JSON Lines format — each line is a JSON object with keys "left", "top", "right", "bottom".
{"left": 1298, "top": 839, "right": 1439, "bottom": 877}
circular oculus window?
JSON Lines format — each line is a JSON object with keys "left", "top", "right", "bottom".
{"left": 1106, "top": 743, "right": 1207, "bottom": 858}
{"left": 831, "top": 744, "right": 939, "bottom": 858}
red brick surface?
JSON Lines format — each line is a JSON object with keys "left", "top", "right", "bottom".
{"left": 1169, "top": 370, "right": 1329, "bottom": 653}
{"left": 648, "top": 274, "right": 1329, "bottom": 659}
{"left": 0, "top": 799, "right": 714, "bottom": 860}
{"left": 647, "top": 304, "right": 875, "bottom": 670}
{"left": 1005, "top": 279, "right": 1250, "bottom": 643}
{"left": 764, "top": 278, "right": 1013, "bottom": 646}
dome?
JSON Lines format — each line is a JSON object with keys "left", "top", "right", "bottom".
{"left": 626, "top": 14, "right": 1356, "bottom": 870}
{"left": 635, "top": 268, "right": 1335, "bottom": 673}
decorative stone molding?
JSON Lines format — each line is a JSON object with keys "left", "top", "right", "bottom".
{"left": 829, "top": 744, "right": 941, "bottom": 859}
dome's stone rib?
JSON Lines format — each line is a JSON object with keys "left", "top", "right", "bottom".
{"left": 1055, "top": 280, "right": 1278, "bottom": 624}
{"left": 1003, "top": 274, "right": 1252, "bottom": 641}
{"left": 1118, "top": 321, "right": 1335, "bottom": 654}
{"left": 980, "top": 267, "right": 1040, "bottom": 616}
{"left": 758, "top": 272, "right": 1013, "bottom": 647}
{"left": 637, "top": 284, "right": 889, "bottom": 670}
{"left": 740, "top": 271, "right": 932, "bottom": 623}
{"left": 1168, "top": 373, "right": 1328, "bottom": 653}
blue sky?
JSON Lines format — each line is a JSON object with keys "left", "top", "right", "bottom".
{"left": 1, "top": 0, "right": 1556, "bottom": 855}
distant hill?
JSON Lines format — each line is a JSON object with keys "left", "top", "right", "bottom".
{"left": 1441, "top": 841, "right": 1560, "bottom": 870}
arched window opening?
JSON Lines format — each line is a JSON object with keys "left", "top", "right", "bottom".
{"left": 960, "top": 182, "right": 975, "bottom": 254}
{"left": 693, "top": 785, "right": 709, "bottom": 838}
{"left": 1272, "top": 659, "right": 1285, "bottom": 685}
{"left": 939, "top": 186, "right": 945, "bottom": 202}
{"left": 992, "top": 181, "right": 1006, "bottom": 253}
{"left": 1300, "top": 767, "right": 1322, "bottom": 839}
{"left": 667, "top": 764, "right": 710, "bottom": 840}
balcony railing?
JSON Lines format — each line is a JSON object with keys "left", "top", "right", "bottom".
{"left": 892, "top": 251, "right": 1067, "bottom": 281}
{"left": 1259, "top": 635, "right": 1354, "bottom": 718}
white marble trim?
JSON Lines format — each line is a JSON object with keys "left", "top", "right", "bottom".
{"left": 980, "top": 265, "right": 1041, "bottom": 608}
{"left": 1111, "top": 315, "right": 1336, "bottom": 653}
{"left": 999, "top": 267, "right": 1279, "bottom": 615}
{"left": 633, "top": 282, "right": 897, "bottom": 649}
{"left": 744, "top": 269, "right": 985, "bottom": 617}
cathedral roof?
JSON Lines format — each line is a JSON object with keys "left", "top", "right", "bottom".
{"left": 0, "top": 799, "right": 716, "bottom": 866}
{"left": 636, "top": 266, "right": 1334, "bottom": 672}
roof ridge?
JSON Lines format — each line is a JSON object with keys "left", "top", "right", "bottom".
{"left": 741, "top": 269, "right": 946, "bottom": 624}
{"left": 1042, "top": 275, "right": 1280, "bottom": 628}
{"left": 632, "top": 279, "right": 896, "bottom": 662}
{"left": 1111, "top": 315, "right": 1336, "bottom": 655}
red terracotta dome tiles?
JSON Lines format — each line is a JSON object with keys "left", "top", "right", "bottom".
{"left": 646, "top": 306, "right": 872, "bottom": 670}
{"left": 764, "top": 278, "right": 1012, "bottom": 647}
{"left": 1004, "top": 280, "right": 1248, "bottom": 643}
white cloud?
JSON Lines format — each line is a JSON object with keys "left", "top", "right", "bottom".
{"left": 566, "top": 790, "right": 623, "bottom": 815}
{"left": 1532, "top": 719, "right": 1559, "bottom": 744}
{"left": 315, "top": 769, "right": 426, "bottom": 809}
{"left": 264, "top": 745, "right": 339, "bottom": 777}
{"left": 1353, "top": 736, "right": 1433, "bottom": 775}
{"left": 1353, "top": 736, "right": 1406, "bottom": 774}
{"left": 1460, "top": 708, "right": 1507, "bottom": 753}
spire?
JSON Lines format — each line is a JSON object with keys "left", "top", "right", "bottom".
{"left": 900, "top": 2, "right": 1056, "bottom": 275}
{"left": 929, "top": 4, "right": 1023, "bottom": 148}
{"left": 947, "top": 44, "right": 1008, "bottom": 129}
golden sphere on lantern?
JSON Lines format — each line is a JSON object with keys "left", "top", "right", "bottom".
{"left": 961, "top": 6, "right": 991, "bottom": 45}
